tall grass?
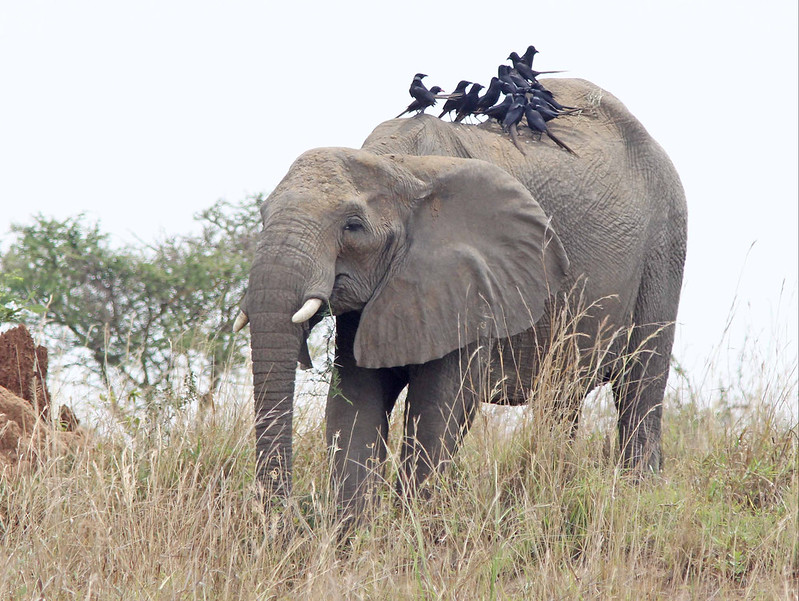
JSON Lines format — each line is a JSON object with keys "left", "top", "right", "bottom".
{"left": 1, "top": 319, "right": 796, "bottom": 599}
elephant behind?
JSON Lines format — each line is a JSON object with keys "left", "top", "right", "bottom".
{"left": 238, "top": 78, "right": 687, "bottom": 512}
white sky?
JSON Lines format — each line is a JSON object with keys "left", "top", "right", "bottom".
{"left": 1, "top": 1, "right": 797, "bottom": 390}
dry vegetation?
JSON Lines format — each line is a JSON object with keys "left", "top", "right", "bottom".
{"left": 0, "top": 326, "right": 796, "bottom": 600}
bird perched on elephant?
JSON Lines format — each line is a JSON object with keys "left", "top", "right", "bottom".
{"left": 396, "top": 85, "right": 444, "bottom": 118}
{"left": 235, "top": 78, "right": 687, "bottom": 518}
{"left": 453, "top": 82, "right": 485, "bottom": 122}
{"left": 396, "top": 73, "right": 448, "bottom": 118}
{"left": 438, "top": 79, "right": 472, "bottom": 119}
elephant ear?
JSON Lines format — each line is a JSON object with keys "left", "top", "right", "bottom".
{"left": 354, "top": 155, "right": 569, "bottom": 369}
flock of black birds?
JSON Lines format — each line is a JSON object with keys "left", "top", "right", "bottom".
{"left": 395, "top": 45, "right": 580, "bottom": 155}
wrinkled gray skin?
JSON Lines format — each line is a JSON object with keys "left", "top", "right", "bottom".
{"left": 242, "top": 79, "right": 687, "bottom": 514}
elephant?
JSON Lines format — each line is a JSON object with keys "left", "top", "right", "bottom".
{"left": 236, "top": 78, "right": 687, "bottom": 513}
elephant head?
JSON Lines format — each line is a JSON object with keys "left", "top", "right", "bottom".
{"left": 239, "top": 147, "right": 569, "bottom": 499}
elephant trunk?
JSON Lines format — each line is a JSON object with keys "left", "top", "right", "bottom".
{"left": 246, "top": 235, "right": 334, "bottom": 501}
{"left": 250, "top": 302, "right": 301, "bottom": 500}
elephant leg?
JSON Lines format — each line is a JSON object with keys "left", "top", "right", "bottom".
{"left": 506, "top": 320, "right": 584, "bottom": 433}
{"left": 612, "top": 246, "right": 683, "bottom": 473}
{"left": 325, "top": 312, "right": 408, "bottom": 515}
{"left": 611, "top": 324, "right": 668, "bottom": 473}
{"left": 398, "top": 344, "right": 485, "bottom": 497}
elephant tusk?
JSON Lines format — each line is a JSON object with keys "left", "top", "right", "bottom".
{"left": 291, "top": 298, "right": 323, "bottom": 324}
{"left": 233, "top": 311, "right": 249, "bottom": 333}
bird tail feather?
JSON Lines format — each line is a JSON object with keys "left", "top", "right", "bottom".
{"left": 509, "top": 124, "right": 526, "bottom": 155}
{"left": 546, "top": 130, "right": 578, "bottom": 156}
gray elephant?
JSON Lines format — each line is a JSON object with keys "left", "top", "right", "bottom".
{"left": 235, "top": 79, "right": 687, "bottom": 512}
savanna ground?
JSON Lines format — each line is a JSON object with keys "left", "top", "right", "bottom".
{"left": 0, "top": 322, "right": 796, "bottom": 600}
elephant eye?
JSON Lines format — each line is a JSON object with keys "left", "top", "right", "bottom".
{"left": 343, "top": 217, "right": 366, "bottom": 233}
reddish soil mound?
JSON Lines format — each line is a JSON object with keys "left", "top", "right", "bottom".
{"left": 0, "top": 325, "right": 50, "bottom": 418}
{"left": 0, "top": 326, "right": 83, "bottom": 468}
{"left": 0, "top": 385, "right": 45, "bottom": 466}
{"left": 0, "top": 385, "right": 83, "bottom": 468}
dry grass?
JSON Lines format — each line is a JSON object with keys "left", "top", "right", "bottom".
{"left": 0, "top": 325, "right": 796, "bottom": 600}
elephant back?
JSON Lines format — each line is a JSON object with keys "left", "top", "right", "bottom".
{"left": 365, "top": 78, "right": 655, "bottom": 164}
{"left": 363, "top": 78, "right": 687, "bottom": 326}
{"left": 363, "top": 77, "right": 685, "bottom": 258}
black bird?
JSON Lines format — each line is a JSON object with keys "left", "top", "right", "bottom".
{"left": 502, "top": 93, "right": 528, "bottom": 153}
{"left": 498, "top": 78, "right": 519, "bottom": 95}
{"left": 474, "top": 77, "right": 502, "bottom": 112}
{"left": 396, "top": 86, "right": 444, "bottom": 118}
{"left": 438, "top": 80, "right": 471, "bottom": 119}
{"left": 502, "top": 94, "right": 527, "bottom": 131}
{"left": 530, "top": 96, "right": 582, "bottom": 121}
{"left": 454, "top": 83, "right": 484, "bottom": 122}
{"left": 408, "top": 73, "right": 428, "bottom": 95}
{"left": 524, "top": 104, "right": 577, "bottom": 155}
{"left": 483, "top": 95, "right": 513, "bottom": 123}
{"left": 528, "top": 97, "right": 562, "bottom": 122}
{"left": 510, "top": 71, "right": 533, "bottom": 90}
{"left": 498, "top": 65, "right": 530, "bottom": 92}
{"left": 530, "top": 85, "right": 579, "bottom": 111}
{"left": 508, "top": 52, "right": 564, "bottom": 83}
{"left": 405, "top": 73, "right": 435, "bottom": 106}
{"left": 520, "top": 45, "right": 538, "bottom": 67}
